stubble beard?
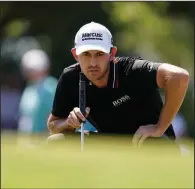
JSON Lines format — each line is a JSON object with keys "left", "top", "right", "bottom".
{"left": 96, "top": 63, "right": 110, "bottom": 81}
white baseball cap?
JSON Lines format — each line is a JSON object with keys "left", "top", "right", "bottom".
{"left": 74, "top": 22, "right": 113, "bottom": 55}
{"left": 21, "top": 49, "right": 50, "bottom": 72}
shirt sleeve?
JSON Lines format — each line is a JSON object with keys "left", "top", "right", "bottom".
{"left": 51, "top": 68, "right": 77, "bottom": 118}
{"left": 119, "top": 57, "right": 162, "bottom": 90}
{"left": 132, "top": 59, "right": 162, "bottom": 90}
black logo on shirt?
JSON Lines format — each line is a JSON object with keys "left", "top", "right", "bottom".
{"left": 82, "top": 33, "right": 103, "bottom": 41}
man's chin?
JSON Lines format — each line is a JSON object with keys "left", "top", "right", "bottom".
{"left": 88, "top": 73, "right": 101, "bottom": 81}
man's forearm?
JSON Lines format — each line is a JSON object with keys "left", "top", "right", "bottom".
{"left": 157, "top": 71, "right": 189, "bottom": 135}
{"left": 48, "top": 119, "right": 75, "bottom": 134}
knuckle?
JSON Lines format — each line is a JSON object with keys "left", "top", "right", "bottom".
{"left": 73, "top": 108, "right": 77, "bottom": 113}
{"left": 75, "top": 111, "right": 80, "bottom": 117}
{"left": 69, "top": 111, "right": 74, "bottom": 116}
{"left": 74, "top": 107, "right": 79, "bottom": 113}
{"left": 68, "top": 114, "right": 72, "bottom": 120}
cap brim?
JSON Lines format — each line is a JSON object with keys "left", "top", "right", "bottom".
{"left": 75, "top": 45, "right": 110, "bottom": 55}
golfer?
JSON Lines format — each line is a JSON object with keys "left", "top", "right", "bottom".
{"left": 47, "top": 22, "right": 189, "bottom": 148}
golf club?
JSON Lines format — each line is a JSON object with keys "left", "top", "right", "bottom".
{"left": 79, "top": 72, "right": 86, "bottom": 152}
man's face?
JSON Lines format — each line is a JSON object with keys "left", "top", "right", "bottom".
{"left": 72, "top": 48, "right": 117, "bottom": 82}
{"left": 78, "top": 50, "right": 111, "bottom": 81}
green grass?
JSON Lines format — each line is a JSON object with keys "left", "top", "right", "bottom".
{"left": 1, "top": 133, "right": 194, "bottom": 188}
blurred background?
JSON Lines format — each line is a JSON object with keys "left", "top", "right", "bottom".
{"left": 0, "top": 1, "right": 194, "bottom": 139}
{"left": 1, "top": 2, "right": 194, "bottom": 188}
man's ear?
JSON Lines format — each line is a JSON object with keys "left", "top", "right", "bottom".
{"left": 71, "top": 48, "right": 78, "bottom": 61}
{"left": 109, "top": 46, "right": 117, "bottom": 61}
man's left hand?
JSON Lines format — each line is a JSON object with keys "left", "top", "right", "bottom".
{"left": 132, "top": 124, "right": 164, "bottom": 148}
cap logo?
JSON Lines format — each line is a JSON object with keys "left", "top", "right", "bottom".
{"left": 82, "top": 33, "right": 103, "bottom": 41}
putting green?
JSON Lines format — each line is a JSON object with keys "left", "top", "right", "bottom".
{"left": 2, "top": 134, "right": 194, "bottom": 188}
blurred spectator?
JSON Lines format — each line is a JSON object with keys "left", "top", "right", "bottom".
{"left": 18, "top": 49, "right": 57, "bottom": 135}
{"left": 0, "top": 60, "right": 23, "bottom": 132}
{"left": 1, "top": 86, "right": 21, "bottom": 131}
{"left": 172, "top": 113, "right": 187, "bottom": 139}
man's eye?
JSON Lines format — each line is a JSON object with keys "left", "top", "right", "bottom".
{"left": 83, "top": 53, "right": 90, "bottom": 56}
{"left": 97, "top": 53, "right": 104, "bottom": 56}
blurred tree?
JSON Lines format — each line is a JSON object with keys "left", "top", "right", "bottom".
{"left": 102, "top": 2, "right": 193, "bottom": 74}
{"left": 0, "top": 2, "right": 113, "bottom": 78}
{"left": 168, "top": 2, "right": 194, "bottom": 18}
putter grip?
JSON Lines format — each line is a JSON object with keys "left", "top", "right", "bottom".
{"left": 79, "top": 72, "right": 86, "bottom": 115}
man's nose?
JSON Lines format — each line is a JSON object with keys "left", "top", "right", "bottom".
{"left": 90, "top": 56, "right": 98, "bottom": 67}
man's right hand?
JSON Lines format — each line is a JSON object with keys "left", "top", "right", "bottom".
{"left": 47, "top": 107, "right": 90, "bottom": 134}
{"left": 67, "top": 107, "right": 90, "bottom": 128}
